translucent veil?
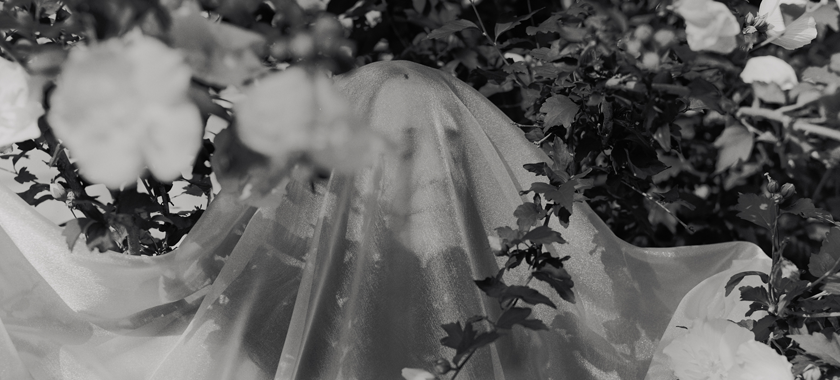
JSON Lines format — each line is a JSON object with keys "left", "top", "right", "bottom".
{"left": 0, "top": 61, "right": 768, "bottom": 380}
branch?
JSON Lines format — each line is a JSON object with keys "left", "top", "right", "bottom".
{"left": 737, "top": 107, "right": 840, "bottom": 143}
{"left": 37, "top": 118, "right": 104, "bottom": 222}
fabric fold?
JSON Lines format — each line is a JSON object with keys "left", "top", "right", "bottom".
{"left": 0, "top": 60, "right": 768, "bottom": 380}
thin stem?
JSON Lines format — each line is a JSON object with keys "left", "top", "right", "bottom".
{"left": 737, "top": 107, "right": 840, "bottom": 143}
{"left": 790, "top": 311, "right": 840, "bottom": 318}
{"left": 449, "top": 349, "right": 476, "bottom": 380}
{"left": 621, "top": 180, "right": 695, "bottom": 233}
{"left": 467, "top": 0, "right": 529, "bottom": 87}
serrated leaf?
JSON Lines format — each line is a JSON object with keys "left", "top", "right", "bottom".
{"left": 495, "top": 226, "right": 520, "bottom": 244}
{"left": 725, "top": 271, "right": 770, "bottom": 297}
{"left": 735, "top": 193, "right": 776, "bottom": 230}
{"left": 17, "top": 183, "right": 51, "bottom": 207}
{"left": 713, "top": 125, "right": 754, "bottom": 173}
{"left": 475, "top": 276, "right": 507, "bottom": 298}
{"left": 809, "top": 227, "right": 840, "bottom": 277}
{"left": 494, "top": 8, "right": 542, "bottom": 42}
{"left": 440, "top": 322, "right": 464, "bottom": 349}
{"left": 540, "top": 95, "right": 579, "bottom": 128}
{"left": 496, "top": 307, "right": 531, "bottom": 329}
{"left": 784, "top": 198, "right": 834, "bottom": 222}
{"left": 504, "top": 286, "right": 556, "bottom": 309}
{"left": 62, "top": 218, "right": 95, "bottom": 250}
{"left": 426, "top": 19, "right": 479, "bottom": 39}
{"left": 549, "top": 137, "right": 573, "bottom": 175}
{"left": 532, "top": 270, "right": 575, "bottom": 303}
{"left": 13, "top": 167, "right": 36, "bottom": 184}
{"left": 522, "top": 226, "right": 566, "bottom": 245}
{"left": 790, "top": 333, "right": 840, "bottom": 367}
{"left": 514, "top": 202, "right": 545, "bottom": 230}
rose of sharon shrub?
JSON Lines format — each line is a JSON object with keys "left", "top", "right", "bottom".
{"left": 48, "top": 33, "right": 202, "bottom": 189}
{"left": 664, "top": 319, "right": 793, "bottom": 380}
{"left": 0, "top": 58, "right": 43, "bottom": 147}
{"left": 673, "top": 0, "right": 740, "bottom": 54}
{"left": 740, "top": 56, "right": 798, "bottom": 90}
{"left": 235, "top": 67, "right": 379, "bottom": 173}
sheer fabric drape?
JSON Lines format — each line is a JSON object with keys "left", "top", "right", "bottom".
{"left": 0, "top": 61, "right": 767, "bottom": 380}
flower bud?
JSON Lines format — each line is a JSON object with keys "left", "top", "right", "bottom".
{"left": 765, "top": 174, "right": 779, "bottom": 193}
{"left": 433, "top": 359, "right": 451, "bottom": 375}
{"left": 49, "top": 182, "right": 67, "bottom": 201}
{"left": 780, "top": 183, "right": 795, "bottom": 199}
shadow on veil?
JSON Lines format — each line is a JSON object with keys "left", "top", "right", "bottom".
{"left": 0, "top": 60, "right": 767, "bottom": 380}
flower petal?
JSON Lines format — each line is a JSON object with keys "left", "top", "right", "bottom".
{"left": 772, "top": 16, "right": 817, "bottom": 50}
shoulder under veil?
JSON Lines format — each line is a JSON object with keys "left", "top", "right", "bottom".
{"left": 0, "top": 61, "right": 769, "bottom": 380}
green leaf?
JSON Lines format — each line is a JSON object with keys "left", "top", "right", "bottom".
{"left": 549, "top": 137, "right": 573, "bottom": 175}
{"left": 783, "top": 198, "right": 834, "bottom": 222}
{"left": 496, "top": 307, "right": 531, "bottom": 329}
{"left": 790, "top": 333, "right": 840, "bottom": 367}
{"left": 688, "top": 77, "right": 723, "bottom": 112}
{"left": 13, "top": 167, "right": 36, "bottom": 184}
{"left": 518, "top": 319, "right": 549, "bottom": 331}
{"left": 426, "top": 19, "right": 479, "bottom": 39}
{"left": 540, "top": 95, "right": 579, "bottom": 128}
{"left": 495, "top": 226, "right": 520, "bottom": 244}
{"left": 532, "top": 270, "right": 575, "bottom": 304}
{"left": 724, "top": 271, "right": 770, "bottom": 297}
{"left": 522, "top": 226, "right": 566, "bottom": 245}
{"left": 735, "top": 193, "right": 776, "bottom": 230}
{"left": 514, "top": 203, "right": 545, "bottom": 230}
{"left": 809, "top": 228, "right": 840, "bottom": 277}
{"left": 713, "top": 125, "right": 754, "bottom": 174}
{"left": 503, "top": 286, "right": 557, "bottom": 309}
{"left": 62, "top": 218, "right": 95, "bottom": 250}
{"left": 440, "top": 322, "right": 465, "bottom": 349}
{"left": 802, "top": 66, "right": 840, "bottom": 86}
{"left": 17, "top": 183, "right": 51, "bottom": 207}
{"left": 494, "top": 8, "right": 542, "bottom": 42}
{"left": 475, "top": 276, "right": 507, "bottom": 298}
{"left": 813, "top": 6, "right": 839, "bottom": 31}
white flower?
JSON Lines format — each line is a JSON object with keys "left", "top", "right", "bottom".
{"left": 664, "top": 319, "right": 793, "bottom": 380}
{"left": 728, "top": 340, "right": 794, "bottom": 380}
{"left": 673, "top": 0, "right": 740, "bottom": 54}
{"left": 235, "top": 67, "right": 380, "bottom": 173}
{"left": 48, "top": 33, "right": 202, "bottom": 189}
{"left": 759, "top": 0, "right": 817, "bottom": 50}
{"left": 0, "top": 59, "right": 43, "bottom": 147}
{"left": 401, "top": 368, "right": 436, "bottom": 380}
{"left": 740, "top": 56, "right": 798, "bottom": 90}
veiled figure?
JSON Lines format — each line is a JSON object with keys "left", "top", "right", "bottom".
{"left": 0, "top": 61, "right": 767, "bottom": 380}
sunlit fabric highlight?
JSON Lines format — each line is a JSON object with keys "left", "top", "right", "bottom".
{"left": 0, "top": 61, "right": 767, "bottom": 380}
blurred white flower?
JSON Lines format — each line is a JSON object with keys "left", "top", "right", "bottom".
{"left": 664, "top": 319, "right": 793, "bottom": 380}
{"left": 235, "top": 67, "right": 381, "bottom": 173}
{"left": 0, "top": 58, "right": 43, "bottom": 147}
{"left": 48, "top": 33, "right": 202, "bottom": 189}
{"left": 401, "top": 368, "right": 436, "bottom": 380}
{"left": 759, "top": 0, "right": 817, "bottom": 50}
{"left": 673, "top": 0, "right": 740, "bottom": 53}
{"left": 740, "top": 56, "right": 798, "bottom": 90}
{"left": 728, "top": 340, "right": 794, "bottom": 380}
